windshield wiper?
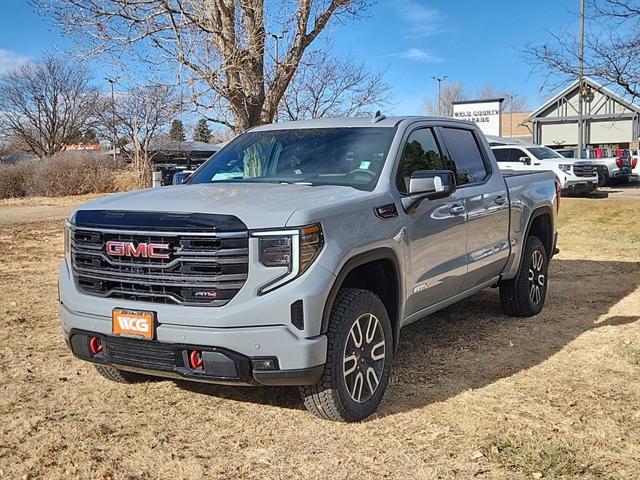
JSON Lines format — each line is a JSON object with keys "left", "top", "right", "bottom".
{"left": 275, "top": 180, "right": 315, "bottom": 186}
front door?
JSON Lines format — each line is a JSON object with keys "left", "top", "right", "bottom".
{"left": 396, "top": 126, "right": 467, "bottom": 316}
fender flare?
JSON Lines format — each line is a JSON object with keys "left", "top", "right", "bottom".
{"left": 514, "top": 205, "right": 555, "bottom": 277}
{"left": 320, "top": 247, "right": 403, "bottom": 347}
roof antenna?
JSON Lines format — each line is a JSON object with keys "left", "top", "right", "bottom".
{"left": 371, "top": 110, "right": 386, "bottom": 123}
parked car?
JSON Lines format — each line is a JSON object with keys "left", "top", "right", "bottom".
{"left": 492, "top": 144, "right": 598, "bottom": 195}
{"left": 171, "top": 170, "right": 194, "bottom": 185}
{"left": 59, "top": 116, "right": 559, "bottom": 422}
{"left": 556, "top": 148, "right": 632, "bottom": 186}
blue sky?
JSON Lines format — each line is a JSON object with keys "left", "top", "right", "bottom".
{"left": 0, "top": 0, "right": 580, "bottom": 115}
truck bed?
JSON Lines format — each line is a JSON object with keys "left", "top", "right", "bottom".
{"left": 500, "top": 169, "right": 557, "bottom": 280}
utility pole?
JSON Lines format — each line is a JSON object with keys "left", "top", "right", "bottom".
{"left": 577, "top": 0, "right": 585, "bottom": 156}
{"left": 507, "top": 94, "right": 518, "bottom": 138}
{"left": 432, "top": 76, "right": 448, "bottom": 116}
{"left": 105, "top": 77, "right": 119, "bottom": 163}
{"left": 35, "top": 94, "right": 44, "bottom": 158}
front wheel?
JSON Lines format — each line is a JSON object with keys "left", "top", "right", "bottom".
{"left": 299, "top": 288, "right": 393, "bottom": 422}
{"left": 597, "top": 167, "right": 610, "bottom": 187}
{"left": 499, "top": 235, "right": 549, "bottom": 317}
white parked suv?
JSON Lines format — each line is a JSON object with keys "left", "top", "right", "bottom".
{"left": 492, "top": 144, "right": 598, "bottom": 195}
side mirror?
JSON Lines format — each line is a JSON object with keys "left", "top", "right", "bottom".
{"left": 404, "top": 170, "right": 456, "bottom": 210}
{"left": 519, "top": 156, "right": 531, "bottom": 165}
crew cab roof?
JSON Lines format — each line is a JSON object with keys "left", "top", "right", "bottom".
{"left": 491, "top": 143, "right": 540, "bottom": 149}
{"left": 247, "top": 116, "right": 477, "bottom": 131}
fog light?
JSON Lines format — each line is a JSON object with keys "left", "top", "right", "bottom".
{"left": 252, "top": 358, "right": 278, "bottom": 370}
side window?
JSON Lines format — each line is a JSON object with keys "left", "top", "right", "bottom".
{"left": 441, "top": 128, "right": 489, "bottom": 185}
{"left": 509, "top": 149, "right": 528, "bottom": 162}
{"left": 396, "top": 128, "right": 445, "bottom": 194}
{"left": 493, "top": 149, "right": 510, "bottom": 162}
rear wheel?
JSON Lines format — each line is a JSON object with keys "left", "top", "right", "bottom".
{"left": 94, "top": 364, "right": 155, "bottom": 384}
{"left": 299, "top": 288, "right": 392, "bottom": 422}
{"left": 499, "top": 235, "right": 548, "bottom": 317}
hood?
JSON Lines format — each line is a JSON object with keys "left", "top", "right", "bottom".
{"left": 76, "top": 182, "right": 371, "bottom": 229}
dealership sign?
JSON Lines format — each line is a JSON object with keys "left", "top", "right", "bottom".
{"left": 452, "top": 98, "right": 504, "bottom": 136}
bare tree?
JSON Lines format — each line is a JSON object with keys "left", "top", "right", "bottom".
{"left": 95, "top": 84, "right": 181, "bottom": 183}
{"left": 35, "top": 0, "right": 372, "bottom": 132}
{"left": 279, "top": 52, "right": 391, "bottom": 121}
{"left": 0, "top": 56, "right": 99, "bottom": 158}
{"left": 423, "top": 82, "right": 466, "bottom": 116}
{"left": 475, "top": 84, "right": 529, "bottom": 112}
{"left": 524, "top": 0, "right": 640, "bottom": 100}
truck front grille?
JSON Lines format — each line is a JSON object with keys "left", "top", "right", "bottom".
{"left": 572, "top": 162, "right": 596, "bottom": 178}
{"left": 70, "top": 220, "right": 249, "bottom": 306}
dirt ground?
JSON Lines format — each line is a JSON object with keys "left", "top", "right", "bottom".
{"left": 0, "top": 193, "right": 639, "bottom": 479}
{"left": 0, "top": 194, "right": 103, "bottom": 226}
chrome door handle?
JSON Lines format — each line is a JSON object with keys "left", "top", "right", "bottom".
{"left": 495, "top": 195, "right": 507, "bottom": 205}
{"left": 450, "top": 204, "right": 466, "bottom": 215}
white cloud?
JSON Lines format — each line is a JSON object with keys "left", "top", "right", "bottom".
{"left": 397, "top": 1, "right": 445, "bottom": 38}
{"left": 377, "top": 48, "right": 443, "bottom": 64}
{"left": 0, "top": 49, "right": 30, "bottom": 75}
{"left": 401, "top": 48, "right": 443, "bottom": 62}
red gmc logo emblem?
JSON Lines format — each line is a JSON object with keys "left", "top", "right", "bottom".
{"left": 105, "top": 240, "right": 171, "bottom": 259}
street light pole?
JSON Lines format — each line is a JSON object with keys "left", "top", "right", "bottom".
{"left": 577, "top": 0, "right": 585, "bottom": 156}
{"left": 105, "top": 77, "right": 119, "bottom": 163}
{"left": 270, "top": 32, "right": 287, "bottom": 65}
{"left": 432, "top": 76, "right": 448, "bottom": 116}
{"left": 507, "top": 94, "right": 518, "bottom": 138}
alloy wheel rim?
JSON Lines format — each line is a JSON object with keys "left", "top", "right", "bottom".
{"left": 528, "top": 249, "right": 545, "bottom": 305}
{"left": 343, "top": 313, "right": 386, "bottom": 403}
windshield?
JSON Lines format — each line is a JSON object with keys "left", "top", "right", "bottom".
{"left": 528, "top": 147, "right": 565, "bottom": 160}
{"left": 188, "top": 127, "right": 396, "bottom": 190}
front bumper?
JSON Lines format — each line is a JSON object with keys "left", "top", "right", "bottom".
{"left": 66, "top": 328, "right": 324, "bottom": 386}
{"left": 59, "top": 260, "right": 330, "bottom": 386}
{"left": 612, "top": 167, "right": 632, "bottom": 178}
{"left": 562, "top": 177, "right": 597, "bottom": 193}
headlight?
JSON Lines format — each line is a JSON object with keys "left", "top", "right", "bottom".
{"left": 259, "top": 237, "right": 292, "bottom": 267}
{"left": 559, "top": 164, "right": 572, "bottom": 173}
{"left": 254, "top": 223, "right": 324, "bottom": 294}
{"left": 64, "top": 220, "right": 71, "bottom": 255}
{"left": 299, "top": 224, "right": 323, "bottom": 274}
{"left": 64, "top": 212, "right": 76, "bottom": 267}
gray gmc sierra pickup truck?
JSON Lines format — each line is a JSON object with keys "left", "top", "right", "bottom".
{"left": 59, "top": 115, "right": 559, "bottom": 422}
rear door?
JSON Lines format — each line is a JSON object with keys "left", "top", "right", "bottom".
{"left": 396, "top": 125, "right": 467, "bottom": 315}
{"left": 439, "top": 127, "right": 510, "bottom": 291}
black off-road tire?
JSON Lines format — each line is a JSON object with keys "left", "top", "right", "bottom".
{"left": 94, "top": 364, "right": 154, "bottom": 383}
{"left": 299, "top": 288, "right": 393, "bottom": 422}
{"left": 597, "top": 167, "right": 610, "bottom": 187}
{"left": 499, "top": 235, "right": 549, "bottom": 317}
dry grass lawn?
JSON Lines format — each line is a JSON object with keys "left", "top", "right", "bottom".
{"left": 0, "top": 196, "right": 639, "bottom": 479}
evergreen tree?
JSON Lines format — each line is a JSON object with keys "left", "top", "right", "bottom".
{"left": 169, "top": 119, "right": 186, "bottom": 141}
{"left": 81, "top": 128, "right": 98, "bottom": 144}
{"left": 193, "top": 118, "right": 211, "bottom": 143}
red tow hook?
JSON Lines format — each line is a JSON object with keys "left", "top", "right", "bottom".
{"left": 189, "top": 350, "right": 204, "bottom": 370}
{"left": 89, "top": 336, "right": 103, "bottom": 355}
